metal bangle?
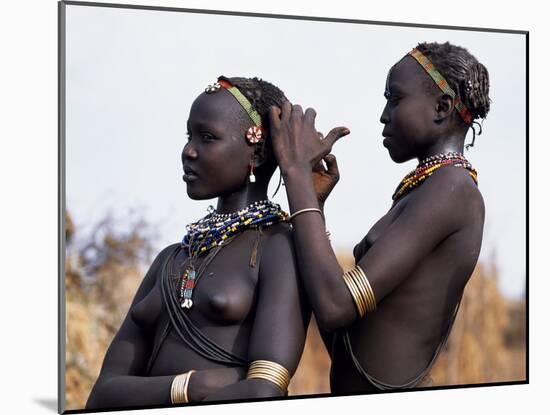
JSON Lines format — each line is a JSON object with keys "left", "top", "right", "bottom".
{"left": 171, "top": 370, "right": 195, "bottom": 404}
{"left": 342, "top": 265, "right": 376, "bottom": 318}
{"left": 246, "top": 360, "right": 290, "bottom": 392}
{"left": 183, "top": 370, "right": 195, "bottom": 403}
{"left": 171, "top": 373, "right": 187, "bottom": 404}
{"left": 288, "top": 207, "right": 322, "bottom": 221}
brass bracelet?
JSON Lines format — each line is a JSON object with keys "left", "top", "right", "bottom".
{"left": 342, "top": 265, "right": 376, "bottom": 318}
{"left": 183, "top": 370, "right": 195, "bottom": 403}
{"left": 246, "top": 360, "right": 290, "bottom": 393}
{"left": 288, "top": 207, "right": 322, "bottom": 221}
{"left": 348, "top": 267, "right": 376, "bottom": 312}
{"left": 171, "top": 370, "right": 195, "bottom": 404}
{"left": 171, "top": 373, "right": 186, "bottom": 404}
{"left": 342, "top": 271, "right": 366, "bottom": 317}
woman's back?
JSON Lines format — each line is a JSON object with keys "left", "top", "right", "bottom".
{"left": 331, "top": 165, "right": 484, "bottom": 391}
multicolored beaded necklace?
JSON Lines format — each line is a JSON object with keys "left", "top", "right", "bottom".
{"left": 179, "top": 200, "right": 288, "bottom": 308}
{"left": 392, "top": 152, "right": 478, "bottom": 204}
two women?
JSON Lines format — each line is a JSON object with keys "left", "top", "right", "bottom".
{"left": 87, "top": 40, "right": 490, "bottom": 408}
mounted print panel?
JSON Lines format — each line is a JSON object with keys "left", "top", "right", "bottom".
{"left": 59, "top": 1, "right": 527, "bottom": 413}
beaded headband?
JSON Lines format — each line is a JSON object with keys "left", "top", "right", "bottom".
{"left": 408, "top": 48, "right": 473, "bottom": 125}
{"left": 205, "top": 79, "right": 264, "bottom": 143}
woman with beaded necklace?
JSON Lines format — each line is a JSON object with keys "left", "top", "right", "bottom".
{"left": 86, "top": 76, "right": 310, "bottom": 409}
{"left": 269, "top": 42, "right": 490, "bottom": 392}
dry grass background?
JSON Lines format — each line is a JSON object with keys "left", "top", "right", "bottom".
{"left": 64, "top": 213, "right": 526, "bottom": 409}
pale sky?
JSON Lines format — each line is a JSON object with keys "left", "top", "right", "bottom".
{"left": 65, "top": 4, "right": 526, "bottom": 298}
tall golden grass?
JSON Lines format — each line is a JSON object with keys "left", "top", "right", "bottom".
{"left": 64, "top": 213, "right": 526, "bottom": 409}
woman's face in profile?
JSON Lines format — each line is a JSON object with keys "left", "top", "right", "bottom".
{"left": 380, "top": 57, "right": 438, "bottom": 163}
{"left": 182, "top": 90, "right": 255, "bottom": 200}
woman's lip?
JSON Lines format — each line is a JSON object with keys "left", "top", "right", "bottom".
{"left": 183, "top": 173, "right": 198, "bottom": 182}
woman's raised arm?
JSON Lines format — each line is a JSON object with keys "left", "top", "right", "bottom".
{"left": 268, "top": 103, "right": 479, "bottom": 331}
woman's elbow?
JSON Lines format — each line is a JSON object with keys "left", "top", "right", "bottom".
{"left": 314, "top": 302, "right": 356, "bottom": 332}
{"left": 246, "top": 379, "right": 285, "bottom": 399}
{"left": 85, "top": 377, "right": 113, "bottom": 410}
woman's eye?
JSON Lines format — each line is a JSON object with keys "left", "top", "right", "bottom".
{"left": 389, "top": 96, "right": 400, "bottom": 106}
{"left": 201, "top": 133, "right": 215, "bottom": 141}
{"left": 185, "top": 131, "right": 192, "bottom": 141}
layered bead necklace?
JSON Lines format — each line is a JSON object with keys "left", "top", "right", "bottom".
{"left": 392, "top": 152, "right": 478, "bottom": 203}
{"left": 179, "top": 200, "right": 288, "bottom": 308}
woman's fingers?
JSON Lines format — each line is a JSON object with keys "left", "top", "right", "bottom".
{"left": 312, "top": 159, "right": 326, "bottom": 173}
{"left": 323, "top": 154, "right": 340, "bottom": 180}
{"left": 304, "top": 107, "right": 317, "bottom": 126}
{"left": 280, "top": 100, "right": 292, "bottom": 124}
{"left": 323, "top": 127, "right": 350, "bottom": 152}
{"left": 290, "top": 104, "right": 303, "bottom": 124}
{"left": 268, "top": 105, "right": 282, "bottom": 130}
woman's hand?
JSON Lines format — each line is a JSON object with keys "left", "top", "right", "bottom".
{"left": 312, "top": 154, "right": 340, "bottom": 208}
{"left": 269, "top": 102, "right": 349, "bottom": 176}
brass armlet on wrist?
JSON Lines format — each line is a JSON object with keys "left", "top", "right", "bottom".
{"left": 170, "top": 370, "right": 196, "bottom": 404}
{"left": 246, "top": 360, "right": 290, "bottom": 393}
{"left": 342, "top": 265, "right": 376, "bottom": 318}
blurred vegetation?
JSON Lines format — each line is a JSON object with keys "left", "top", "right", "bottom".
{"left": 64, "top": 211, "right": 154, "bottom": 408}
{"left": 64, "top": 212, "right": 526, "bottom": 409}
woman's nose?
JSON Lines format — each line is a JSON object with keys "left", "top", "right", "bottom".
{"left": 380, "top": 104, "right": 390, "bottom": 124}
{"left": 182, "top": 142, "right": 198, "bottom": 161}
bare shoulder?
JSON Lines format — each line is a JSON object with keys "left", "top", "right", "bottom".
{"left": 399, "top": 165, "right": 485, "bottom": 236}
{"left": 259, "top": 222, "right": 294, "bottom": 248}
{"left": 258, "top": 223, "right": 297, "bottom": 280}
{"left": 157, "top": 242, "right": 182, "bottom": 259}
{"left": 143, "top": 242, "right": 181, "bottom": 283}
{"left": 419, "top": 165, "right": 484, "bottom": 213}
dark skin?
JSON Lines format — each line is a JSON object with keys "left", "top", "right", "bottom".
{"left": 86, "top": 89, "right": 310, "bottom": 410}
{"left": 269, "top": 56, "right": 485, "bottom": 393}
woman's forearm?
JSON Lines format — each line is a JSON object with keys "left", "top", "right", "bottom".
{"left": 85, "top": 375, "right": 174, "bottom": 409}
{"left": 188, "top": 366, "right": 246, "bottom": 401}
{"left": 86, "top": 366, "right": 246, "bottom": 409}
{"left": 282, "top": 168, "right": 357, "bottom": 330}
{"left": 202, "top": 378, "right": 283, "bottom": 401}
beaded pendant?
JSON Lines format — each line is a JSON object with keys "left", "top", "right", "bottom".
{"left": 180, "top": 267, "right": 196, "bottom": 308}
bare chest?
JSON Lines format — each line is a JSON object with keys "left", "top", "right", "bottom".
{"left": 353, "top": 199, "right": 408, "bottom": 261}
{"left": 131, "top": 233, "right": 261, "bottom": 330}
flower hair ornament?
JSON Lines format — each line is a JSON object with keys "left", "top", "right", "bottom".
{"left": 204, "top": 80, "right": 264, "bottom": 144}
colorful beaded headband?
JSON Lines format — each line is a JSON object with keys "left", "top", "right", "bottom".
{"left": 408, "top": 48, "right": 473, "bottom": 125}
{"left": 205, "top": 79, "right": 263, "bottom": 143}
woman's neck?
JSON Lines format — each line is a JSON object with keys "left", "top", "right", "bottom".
{"left": 215, "top": 184, "right": 269, "bottom": 214}
{"left": 418, "top": 134, "right": 466, "bottom": 162}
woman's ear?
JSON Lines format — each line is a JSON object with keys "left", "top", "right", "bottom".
{"left": 251, "top": 142, "right": 267, "bottom": 168}
{"left": 434, "top": 94, "right": 454, "bottom": 122}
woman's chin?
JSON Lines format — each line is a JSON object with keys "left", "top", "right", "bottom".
{"left": 186, "top": 185, "right": 206, "bottom": 200}
{"left": 386, "top": 148, "right": 411, "bottom": 164}
{"left": 186, "top": 190, "right": 207, "bottom": 200}
{"left": 186, "top": 185, "right": 220, "bottom": 201}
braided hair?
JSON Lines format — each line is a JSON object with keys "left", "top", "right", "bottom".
{"left": 217, "top": 75, "right": 288, "bottom": 176}
{"left": 415, "top": 42, "right": 491, "bottom": 147}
